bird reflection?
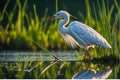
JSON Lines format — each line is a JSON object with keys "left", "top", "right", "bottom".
{"left": 72, "top": 61, "right": 112, "bottom": 79}
{"left": 72, "top": 69, "right": 112, "bottom": 79}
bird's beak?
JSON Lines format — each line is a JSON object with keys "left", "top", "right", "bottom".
{"left": 46, "top": 16, "right": 55, "bottom": 21}
{"left": 43, "top": 16, "right": 55, "bottom": 22}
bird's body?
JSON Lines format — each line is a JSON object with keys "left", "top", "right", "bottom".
{"left": 52, "top": 10, "right": 111, "bottom": 59}
{"left": 60, "top": 21, "right": 111, "bottom": 50}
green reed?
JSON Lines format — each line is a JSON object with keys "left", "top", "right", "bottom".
{"left": 78, "top": 0, "right": 119, "bottom": 58}
{"left": 0, "top": 0, "right": 119, "bottom": 58}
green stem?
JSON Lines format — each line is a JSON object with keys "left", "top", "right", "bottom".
{"left": 55, "top": 0, "right": 58, "bottom": 12}
{"left": 32, "top": 39, "right": 59, "bottom": 60}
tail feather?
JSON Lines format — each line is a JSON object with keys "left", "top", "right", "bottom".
{"left": 103, "top": 41, "right": 112, "bottom": 48}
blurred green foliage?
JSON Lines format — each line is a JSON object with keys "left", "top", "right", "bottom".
{"left": 0, "top": 0, "right": 119, "bottom": 57}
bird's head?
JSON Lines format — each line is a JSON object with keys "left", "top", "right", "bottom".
{"left": 45, "top": 10, "right": 77, "bottom": 21}
{"left": 53, "top": 10, "right": 70, "bottom": 18}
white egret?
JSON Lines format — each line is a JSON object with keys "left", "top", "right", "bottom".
{"left": 49, "top": 10, "right": 111, "bottom": 59}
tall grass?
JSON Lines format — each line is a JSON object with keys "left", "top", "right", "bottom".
{"left": 78, "top": 0, "right": 119, "bottom": 58}
{"left": 56, "top": 0, "right": 118, "bottom": 59}
{"left": 0, "top": 0, "right": 119, "bottom": 57}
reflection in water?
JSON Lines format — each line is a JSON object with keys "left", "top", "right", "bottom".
{"left": 0, "top": 60, "right": 118, "bottom": 79}
{"left": 72, "top": 69, "right": 112, "bottom": 79}
{"left": 72, "top": 61, "right": 112, "bottom": 79}
{"left": 0, "top": 52, "right": 119, "bottom": 79}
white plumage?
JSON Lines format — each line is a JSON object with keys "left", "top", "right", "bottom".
{"left": 53, "top": 10, "right": 111, "bottom": 58}
{"left": 67, "top": 21, "right": 111, "bottom": 50}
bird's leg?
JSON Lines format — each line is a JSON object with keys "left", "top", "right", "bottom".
{"left": 84, "top": 50, "right": 92, "bottom": 59}
{"left": 83, "top": 51, "right": 87, "bottom": 59}
{"left": 86, "top": 50, "right": 92, "bottom": 59}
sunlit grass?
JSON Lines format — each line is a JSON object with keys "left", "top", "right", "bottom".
{"left": 0, "top": 0, "right": 119, "bottom": 58}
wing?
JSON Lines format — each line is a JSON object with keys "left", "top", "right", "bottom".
{"left": 67, "top": 21, "right": 111, "bottom": 49}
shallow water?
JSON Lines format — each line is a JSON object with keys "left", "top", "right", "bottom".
{"left": 0, "top": 51, "right": 84, "bottom": 61}
{"left": 0, "top": 51, "right": 119, "bottom": 79}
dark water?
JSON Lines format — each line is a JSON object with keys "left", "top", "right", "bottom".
{"left": 0, "top": 51, "right": 119, "bottom": 79}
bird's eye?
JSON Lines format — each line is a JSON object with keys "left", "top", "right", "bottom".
{"left": 57, "top": 14, "right": 59, "bottom": 15}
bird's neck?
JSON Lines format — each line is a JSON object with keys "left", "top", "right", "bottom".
{"left": 59, "top": 15, "right": 70, "bottom": 27}
{"left": 58, "top": 15, "right": 69, "bottom": 35}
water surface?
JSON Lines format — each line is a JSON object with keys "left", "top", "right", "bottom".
{"left": 0, "top": 51, "right": 119, "bottom": 79}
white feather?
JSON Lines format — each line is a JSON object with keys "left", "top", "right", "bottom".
{"left": 61, "top": 34, "right": 79, "bottom": 48}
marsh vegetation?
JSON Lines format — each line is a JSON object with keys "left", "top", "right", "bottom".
{"left": 0, "top": 0, "right": 120, "bottom": 79}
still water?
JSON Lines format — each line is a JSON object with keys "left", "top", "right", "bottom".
{"left": 0, "top": 51, "right": 119, "bottom": 79}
